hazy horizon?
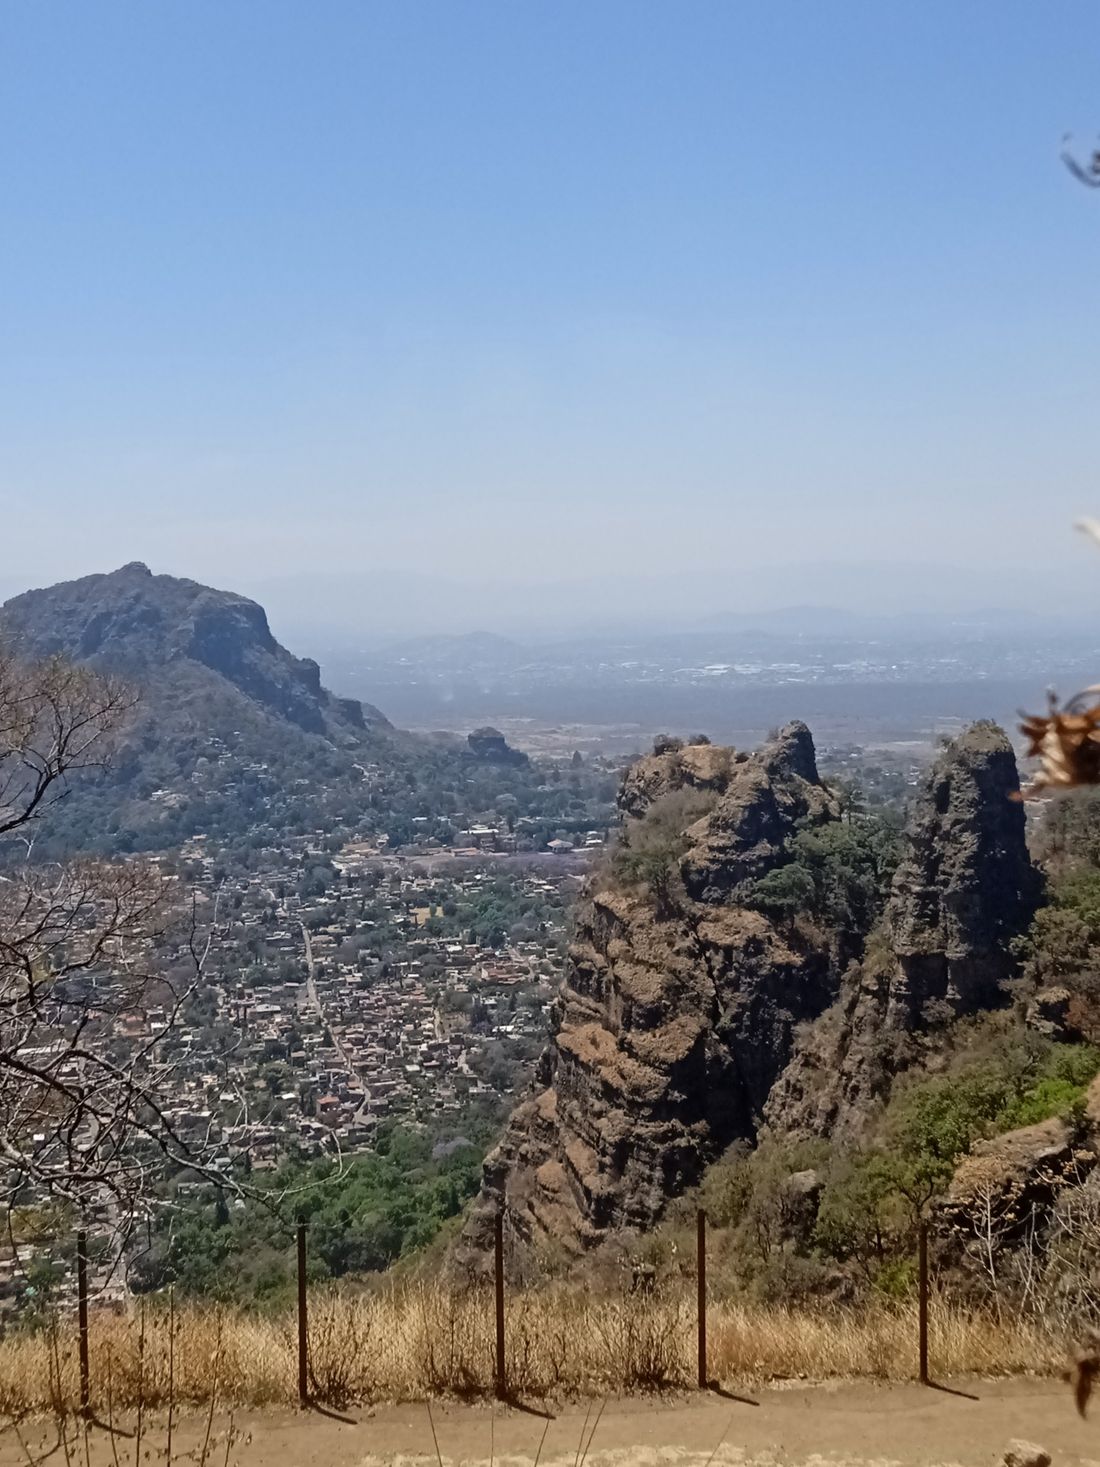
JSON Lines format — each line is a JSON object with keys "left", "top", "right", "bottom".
{"left": 6, "top": 555, "right": 1100, "bottom": 645}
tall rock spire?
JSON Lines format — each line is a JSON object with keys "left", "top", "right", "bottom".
{"left": 766, "top": 722, "right": 1040, "bottom": 1144}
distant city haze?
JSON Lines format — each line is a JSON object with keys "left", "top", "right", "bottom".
{"left": 4, "top": 4, "right": 1100, "bottom": 639}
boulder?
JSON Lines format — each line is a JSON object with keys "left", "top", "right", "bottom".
{"left": 940, "top": 1115, "right": 1095, "bottom": 1250}
{"left": 1003, "top": 1441, "right": 1050, "bottom": 1467}
{"left": 466, "top": 726, "right": 528, "bottom": 765}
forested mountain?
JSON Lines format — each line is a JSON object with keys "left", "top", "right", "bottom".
{"left": 0, "top": 564, "right": 407, "bottom": 854}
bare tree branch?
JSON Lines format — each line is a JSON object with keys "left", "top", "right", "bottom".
{"left": 0, "top": 646, "right": 137, "bottom": 838}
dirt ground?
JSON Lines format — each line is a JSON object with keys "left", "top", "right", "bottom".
{"left": 4, "top": 1378, "right": 1100, "bottom": 1467}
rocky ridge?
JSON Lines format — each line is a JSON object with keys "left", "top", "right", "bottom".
{"left": 459, "top": 721, "right": 1039, "bottom": 1270}
{"left": 0, "top": 563, "right": 401, "bottom": 855}
{"left": 0, "top": 562, "right": 389, "bottom": 742}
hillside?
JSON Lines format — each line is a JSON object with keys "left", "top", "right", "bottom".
{"left": 0, "top": 563, "right": 399, "bottom": 854}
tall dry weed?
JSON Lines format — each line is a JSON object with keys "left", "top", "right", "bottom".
{"left": 0, "top": 1285, "right": 1073, "bottom": 1414}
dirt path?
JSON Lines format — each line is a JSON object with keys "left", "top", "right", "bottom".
{"left": 6, "top": 1379, "right": 1100, "bottom": 1467}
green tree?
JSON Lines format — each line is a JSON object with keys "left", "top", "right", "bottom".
{"left": 745, "top": 862, "right": 816, "bottom": 926}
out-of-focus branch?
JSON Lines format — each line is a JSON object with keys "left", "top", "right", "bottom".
{"left": 0, "top": 646, "right": 138, "bottom": 839}
{"left": 1062, "top": 135, "right": 1100, "bottom": 189}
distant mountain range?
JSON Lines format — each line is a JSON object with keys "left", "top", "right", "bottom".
{"left": 12, "top": 557, "right": 1100, "bottom": 648}
{"left": 230, "top": 554, "right": 1100, "bottom": 642}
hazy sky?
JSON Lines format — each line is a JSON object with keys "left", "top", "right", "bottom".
{"left": 5, "top": 3, "right": 1100, "bottom": 631}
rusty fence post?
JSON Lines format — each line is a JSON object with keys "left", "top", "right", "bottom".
{"left": 494, "top": 1208, "right": 506, "bottom": 1400}
{"left": 297, "top": 1217, "right": 308, "bottom": 1406}
{"left": 697, "top": 1208, "right": 707, "bottom": 1390}
{"left": 918, "top": 1219, "right": 929, "bottom": 1386}
{"left": 76, "top": 1229, "right": 90, "bottom": 1416}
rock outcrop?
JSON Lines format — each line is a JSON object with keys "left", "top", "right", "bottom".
{"left": 457, "top": 715, "right": 1044, "bottom": 1267}
{"left": 936, "top": 1074, "right": 1100, "bottom": 1270}
{"left": 765, "top": 722, "right": 1040, "bottom": 1144}
{"left": 942, "top": 1112, "right": 1093, "bottom": 1239}
{"left": 456, "top": 719, "right": 1039, "bottom": 1271}
{"left": 887, "top": 721, "right": 1039, "bottom": 1016}
{"left": 466, "top": 726, "right": 529, "bottom": 766}
{"left": 456, "top": 724, "right": 844, "bottom": 1270}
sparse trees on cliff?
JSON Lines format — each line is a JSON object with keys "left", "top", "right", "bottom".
{"left": 610, "top": 787, "right": 717, "bottom": 917}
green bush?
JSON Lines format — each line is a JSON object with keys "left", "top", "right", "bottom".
{"left": 995, "top": 1076, "right": 1085, "bottom": 1130}
{"left": 874, "top": 1256, "right": 918, "bottom": 1300}
{"left": 810, "top": 1033, "right": 1100, "bottom": 1276}
{"left": 741, "top": 815, "right": 901, "bottom": 940}
{"left": 131, "top": 1122, "right": 490, "bottom": 1304}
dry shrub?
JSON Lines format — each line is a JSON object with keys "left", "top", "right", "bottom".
{"left": 589, "top": 1290, "right": 691, "bottom": 1390}
{"left": 415, "top": 1284, "right": 490, "bottom": 1395}
{"left": 305, "top": 1287, "right": 375, "bottom": 1408}
{"left": 707, "top": 1299, "right": 1061, "bottom": 1382}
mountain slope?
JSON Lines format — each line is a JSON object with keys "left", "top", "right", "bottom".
{"left": 0, "top": 563, "right": 396, "bottom": 854}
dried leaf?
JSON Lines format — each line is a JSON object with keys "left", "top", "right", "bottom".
{"left": 1017, "top": 691, "right": 1100, "bottom": 798}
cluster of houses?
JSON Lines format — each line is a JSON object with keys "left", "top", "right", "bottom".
{"left": 0, "top": 728, "right": 618, "bottom": 1314}
{"left": 138, "top": 833, "right": 577, "bottom": 1165}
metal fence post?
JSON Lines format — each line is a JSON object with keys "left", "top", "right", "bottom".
{"left": 918, "top": 1219, "right": 929, "bottom": 1385}
{"left": 494, "top": 1208, "right": 506, "bottom": 1400}
{"left": 697, "top": 1208, "right": 707, "bottom": 1390}
{"left": 297, "top": 1217, "right": 308, "bottom": 1406}
{"left": 76, "top": 1229, "right": 90, "bottom": 1416}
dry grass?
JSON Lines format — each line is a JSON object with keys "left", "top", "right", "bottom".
{"left": 0, "top": 1285, "right": 1071, "bottom": 1414}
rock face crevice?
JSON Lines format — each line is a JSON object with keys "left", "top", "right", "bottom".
{"left": 457, "top": 723, "right": 844, "bottom": 1269}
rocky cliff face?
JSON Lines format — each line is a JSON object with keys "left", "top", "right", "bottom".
{"left": 458, "top": 721, "right": 1039, "bottom": 1271}
{"left": 765, "top": 722, "right": 1040, "bottom": 1144}
{"left": 457, "top": 724, "right": 845, "bottom": 1269}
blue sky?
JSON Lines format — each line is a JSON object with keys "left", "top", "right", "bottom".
{"left": 4, "top": 2, "right": 1100, "bottom": 629}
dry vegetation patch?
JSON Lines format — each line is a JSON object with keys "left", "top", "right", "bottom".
{"left": 0, "top": 1287, "right": 1071, "bottom": 1414}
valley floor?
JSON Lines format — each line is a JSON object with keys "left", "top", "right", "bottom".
{"left": 5, "top": 1379, "right": 1098, "bottom": 1467}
